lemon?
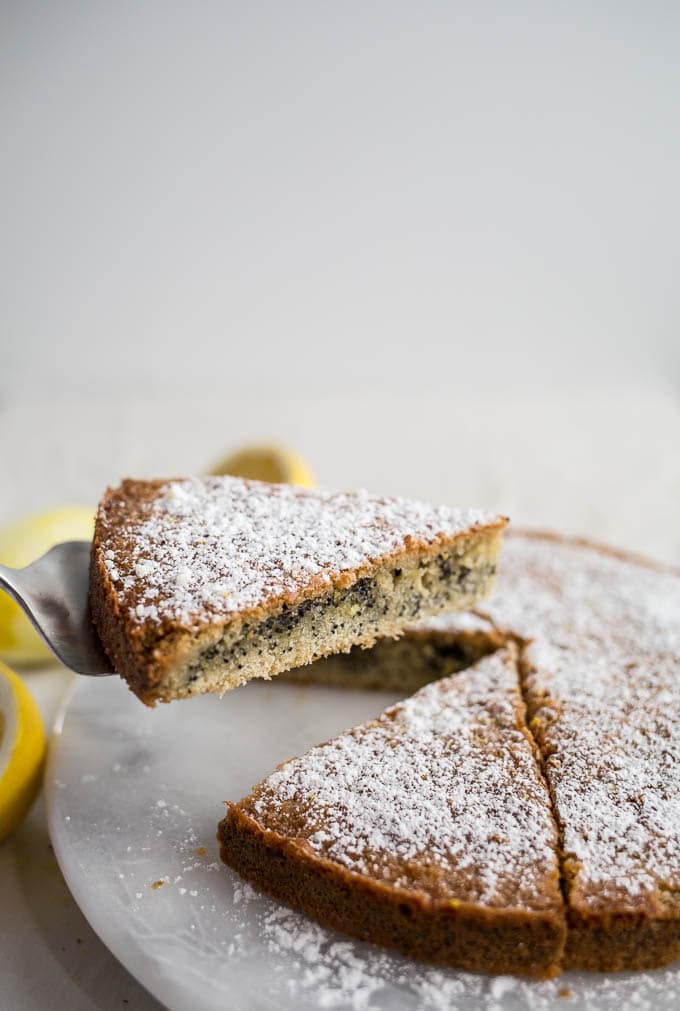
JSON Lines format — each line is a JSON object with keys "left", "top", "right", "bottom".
{"left": 0, "top": 506, "right": 95, "bottom": 664}
{"left": 210, "top": 444, "right": 315, "bottom": 487}
{"left": 0, "top": 661, "right": 46, "bottom": 842}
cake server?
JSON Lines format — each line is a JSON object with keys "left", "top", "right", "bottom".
{"left": 0, "top": 541, "right": 114, "bottom": 675}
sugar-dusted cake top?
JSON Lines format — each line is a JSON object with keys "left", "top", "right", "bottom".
{"left": 244, "top": 649, "right": 562, "bottom": 912}
{"left": 94, "top": 477, "right": 504, "bottom": 628}
{"left": 484, "top": 534, "right": 680, "bottom": 659}
{"left": 420, "top": 533, "right": 680, "bottom": 912}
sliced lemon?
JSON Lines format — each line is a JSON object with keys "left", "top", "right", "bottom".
{"left": 210, "top": 444, "right": 316, "bottom": 487}
{"left": 0, "top": 661, "right": 46, "bottom": 842}
{"left": 0, "top": 506, "right": 95, "bottom": 664}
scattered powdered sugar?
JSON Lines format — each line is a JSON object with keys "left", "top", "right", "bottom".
{"left": 228, "top": 875, "right": 680, "bottom": 1010}
{"left": 107, "top": 771, "right": 680, "bottom": 1010}
{"left": 248, "top": 650, "right": 560, "bottom": 909}
{"left": 419, "top": 535, "right": 680, "bottom": 910}
{"left": 98, "top": 477, "right": 499, "bottom": 627}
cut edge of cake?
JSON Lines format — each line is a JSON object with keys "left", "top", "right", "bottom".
{"left": 280, "top": 611, "right": 504, "bottom": 692}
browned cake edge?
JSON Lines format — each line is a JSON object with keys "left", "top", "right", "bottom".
{"left": 513, "top": 533, "right": 680, "bottom": 974}
{"left": 518, "top": 644, "right": 680, "bottom": 975}
{"left": 89, "top": 480, "right": 507, "bottom": 705}
{"left": 217, "top": 806, "right": 566, "bottom": 979}
{"left": 563, "top": 911, "right": 680, "bottom": 972}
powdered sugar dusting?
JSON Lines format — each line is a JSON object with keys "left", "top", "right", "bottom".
{"left": 492, "top": 538, "right": 680, "bottom": 911}
{"left": 237, "top": 877, "right": 680, "bottom": 1010}
{"left": 248, "top": 650, "right": 560, "bottom": 910}
{"left": 419, "top": 535, "right": 680, "bottom": 911}
{"left": 98, "top": 477, "right": 500, "bottom": 628}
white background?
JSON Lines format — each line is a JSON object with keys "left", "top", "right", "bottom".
{"left": 2, "top": 1, "right": 679, "bottom": 408}
{"left": 1, "top": 3, "right": 679, "bottom": 1009}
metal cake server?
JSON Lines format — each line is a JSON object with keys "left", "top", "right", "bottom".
{"left": 0, "top": 541, "right": 114, "bottom": 675}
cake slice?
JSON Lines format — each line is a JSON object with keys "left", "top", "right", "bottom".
{"left": 218, "top": 648, "right": 566, "bottom": 977}
{"left": 89, "top": 477, "right": 506, "bottom": 704}
{"left": 481, "top": 533, "right": 680, "bottom": 972}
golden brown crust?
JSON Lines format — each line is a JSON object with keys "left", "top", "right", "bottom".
{"left": 217, "top": 807, "right": 566, "bottom": 978}
{"left": 564, "top": 910, "right": 680, "bottom": 972}
{"left": 89, "top": 543, "right": 191, "bottom": 704}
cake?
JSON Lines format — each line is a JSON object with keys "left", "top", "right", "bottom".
{"left": 218, "top": 648, "right": 566, "bottom": 978}
{"left": 479, "top": 533, "right": 680, "bottom": 972}
{"left": 221, "top": 531, "right": 680, "bottom": 975}
{"left": 89, "top": 477, "right": 506, "bottom": 704}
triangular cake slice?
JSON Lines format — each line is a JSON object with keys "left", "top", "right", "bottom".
{"left": 481, "top": 533, "right": 680, "bottom": 972}
{"left": 218, "top": 648, "right": 566, "bottom": 977}
{"left": 90, "top": 477, "right": 506, "bottom": 704}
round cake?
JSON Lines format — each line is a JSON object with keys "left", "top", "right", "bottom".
{"left": 220, "top": 531, "right": 680, "bottom": 976}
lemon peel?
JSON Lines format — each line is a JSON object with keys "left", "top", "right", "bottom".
{"left": 210, "top": 444, "right": 315, "bottom": 488}
{"left": 0, "top": 661, "right": 46, "bottom": 842}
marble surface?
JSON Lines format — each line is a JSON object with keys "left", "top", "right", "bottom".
{"left": 47, "top": 675, "right": 680, "bottom": 1011}
{"left": 0, "top": 665, "right": 164, "bottom": 1011}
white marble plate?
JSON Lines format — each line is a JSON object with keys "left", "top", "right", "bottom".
{"left": 47, "top": 674, "right": 679, "bottom": 1011}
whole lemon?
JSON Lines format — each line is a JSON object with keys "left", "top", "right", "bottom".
{"left": 210, "top": 444, "right": 315, "bottom": 488}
